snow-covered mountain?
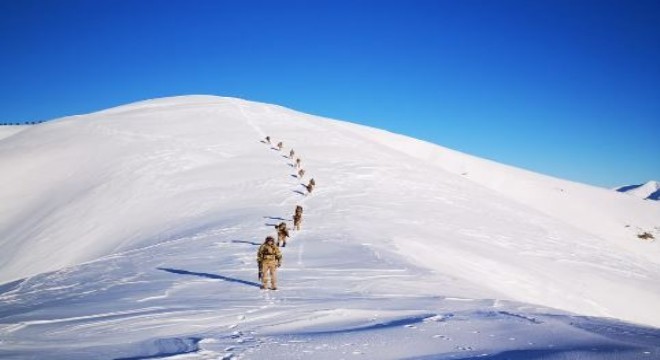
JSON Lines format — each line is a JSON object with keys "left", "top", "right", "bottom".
{"left": 617, "top": 181, "right": 660, "bottom": 201}
{"left": 1, "top": 96, "right": 659, "bottom": 359}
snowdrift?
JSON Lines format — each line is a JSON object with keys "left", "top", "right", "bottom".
{"left": 1, "top": 95, "right": 659, "bottom": 359}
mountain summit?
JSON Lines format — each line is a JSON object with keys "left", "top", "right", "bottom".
{"left": 1, "top": 96, "right": 659, "bottom": 359}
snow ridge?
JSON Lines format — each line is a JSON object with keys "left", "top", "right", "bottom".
{"left": 1, "top": 95, "right": 659, "bottom": 359}
{"left": 617, "top": 180, "right": 660, "bottom": 201}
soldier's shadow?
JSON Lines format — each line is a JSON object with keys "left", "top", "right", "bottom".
{"left": 293, "top": 190, "right": 306, "bottom": 195}
{"left": 231, "top": 240, "right": 261, "bottom": 246}
{"left": 264, "top": 216, "right": 287, "bottom": 221}
{"left": 157, "top": 267, "right": 261, "bottom": 288}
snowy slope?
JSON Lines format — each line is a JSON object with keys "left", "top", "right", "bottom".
{"left": 617, "top": 181, "right": 660, "bottom": 201}
{"left": 1, "top": 96, "right": 659, "bottom": 359}
{"left": 0, "top": 125, "right": 29, "bottom": 141}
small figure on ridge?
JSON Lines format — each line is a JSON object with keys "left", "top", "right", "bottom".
{"left": 293, "top": 205, "right": 303, "bottom": 231}
{"left": 276, "top": 222, "right": 290, "bottom": 247}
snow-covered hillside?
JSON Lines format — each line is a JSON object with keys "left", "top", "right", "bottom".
{"left": 1, "top": 96, "right": 659, "bottom": 359}
{"left": 0, "top": 125, "right": 29, "bottom": 141}
{"left": 617, "top": 181, "right": 660, "bottom": 201}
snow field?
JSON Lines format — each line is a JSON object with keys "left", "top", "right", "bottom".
{"left": 1, "top": 95, "right": 659, "bottom": 359}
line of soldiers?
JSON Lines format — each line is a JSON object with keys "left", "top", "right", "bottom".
{"left": 264, "top": 136, "right": 315, "bottom": 195}
{"left": 257, "top": 136, "right": 315, "bottom": 290}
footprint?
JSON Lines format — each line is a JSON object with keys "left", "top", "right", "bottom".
{"left": 433, "top": 335, "right": 451, "bottom": 340}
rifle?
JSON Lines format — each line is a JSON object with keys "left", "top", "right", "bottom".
{"left": 257, "top": 260, "right": 263, "bottom": 280}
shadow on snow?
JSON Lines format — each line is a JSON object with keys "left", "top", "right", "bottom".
{"left": 403, "top": 344, "right": 641, "bottom": 360}
{"left": 231, "top": 239, "right": 261, "bottom": 246}
{"left": 264, "top": 216, "right": 287, "bottom": 221}
{"left": 157, "top": 268, "right": 261, "bottom": 288}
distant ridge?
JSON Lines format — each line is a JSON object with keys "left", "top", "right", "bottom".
{"left": 616, "top": 180, "right": 660, "bottom": 201}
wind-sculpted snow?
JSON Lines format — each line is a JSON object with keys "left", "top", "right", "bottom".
{"left": 0, "top": 95, "right": 659, "bottom": 358}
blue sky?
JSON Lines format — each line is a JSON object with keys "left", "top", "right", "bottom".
{"left": 1, "top": 0, "right": 658, "bottom": 188}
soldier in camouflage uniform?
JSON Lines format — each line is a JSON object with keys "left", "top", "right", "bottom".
{"left": 276, "top": 222, "right": 290, "bottom": 247}
{"left": 305, "top": 178, "right": 315, "bottom": 195}
{"left": 257, "top": 236, "right": 282, "bottom": 290}
{"left": 289, "top": 149, "right": 295, "bottom": 159}
{"left": 298, "top": 168, "right": 305, "bottom": 179}
{"left": 293, "top": 206, "right": 303, "bottom": 231}
{"left": 277, "top": 141, "right": 283, "bottom": 151}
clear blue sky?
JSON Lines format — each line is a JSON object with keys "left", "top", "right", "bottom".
{"left": 1, "top": 0, "right": 658, "bottom": 188}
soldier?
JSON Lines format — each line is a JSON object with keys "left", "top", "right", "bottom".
{"left": 304, "top": 180, "right": 315, "bottom": 195}
{"left": 298, "top": 168, "right": 305, "bottom": 179}
{"left": 265, "top": 136, "right": 271, "bottom": 144}
{"left": 277, "top": 141, "right": 283, "bottom": 151}
{"left": 293, "top": 205, "right": 303, "bottom": 231}
{"left": 289, "top": 149, "right": 295, "bottom": 159}
{"left": 257, "top": 236, "right": 282, "bottom": 290}
{"left": 295, "top": 158, "right": 301, "bottom": 169}
{"left": 276, "top": 222, "right": 290, "bottom": 247}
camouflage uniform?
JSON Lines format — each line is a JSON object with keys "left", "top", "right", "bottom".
{"left": 305, "top": 179, "right": 315, "bottom": 195}
{"left": 257, "top": 237, "right": 282, "bottom": 290}
{"left": 298, "top": 169, "right": 305, "bottom": 179}
{"left": 289, "top": 149, "right": 295, "bottom": 158}
{"left": 265, "top": 136, "right": 271, "bottom": 144}
{"left": 293, "top": 206, "right": 303, "bottom": 231}
{"left": 295, "top": 158, "right": 301, "bottom": 168}
{"left": 276, "top": 222, "right": 290, "bottom": 247}
{"left": 277, "top": 142, "right": 283, "bottom": 150}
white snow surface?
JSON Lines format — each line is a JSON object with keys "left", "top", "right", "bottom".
{"left": 617, "top": 181, "right": 660, "bottom": 201}
{"left": 0, "top": 125, "right": 29, "bottom": 141}
{"left": 1, "top": 95, "right": 659, "bottom": 359}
